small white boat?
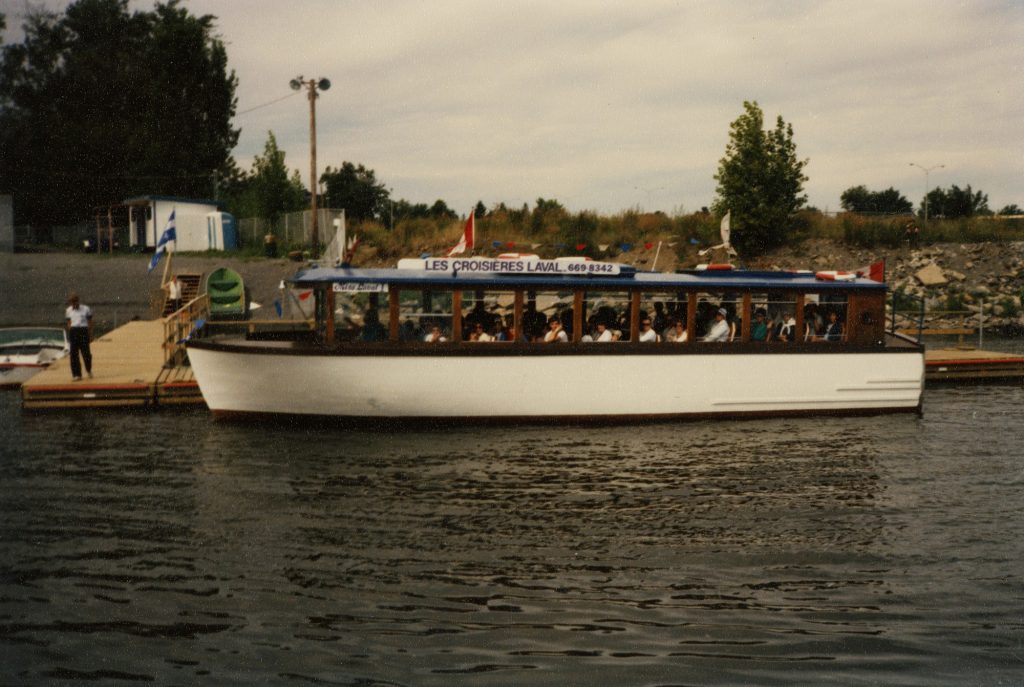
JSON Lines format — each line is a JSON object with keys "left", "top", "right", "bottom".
{"left": 0, "top": 328, "right": 70, "bottom": 389}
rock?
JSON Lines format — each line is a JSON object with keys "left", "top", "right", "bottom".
{"left": 915, "top": 263, "right": 947, "bottom": 286}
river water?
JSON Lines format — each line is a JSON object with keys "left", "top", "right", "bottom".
{"left": 2, "top": 377, "right": 1023, "bottom": 685}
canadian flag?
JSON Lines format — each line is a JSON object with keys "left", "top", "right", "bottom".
{"left": 856, "top": 259, "right": 886, "bottom": 282}
{"left": 446, "top": 212, "right": 476, "bottom": 257}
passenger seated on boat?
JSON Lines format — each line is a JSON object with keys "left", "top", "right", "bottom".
{"left": 664, "top": 318, "right": 687, "bottom": 343}
{"left": 751, "top": 309, "right": 770, "bottom": 342}
{"left": 523, "top": 303, "right": 547, "bottom": 341}
{"left": 399, "top": 318, "right": 419, "bottom": 342}
{"left": 818, "top": 311, "right": 844, "bottom": 342}
{"left": 652, "top": 302, "right": 668, "bottom": 334}
{"left": 803, "top": 303, "right": 823, "bottom": 341}
{"left": 471, "top": 322, "right": 495, "bottom": 342}
{"left": 359, "top": 309, "right": 387, "bottom": 342}
{"left": 543, "top": 316, "right": 568, "bottom": 343}
{"left": 611, "top": 329, "right": 623, "bottom": 341}
{"left": 638, "top": 317, "right": 659, "bottom": 342}
{"left": 594, "top": 321, "right": 613, "bottom": 342}
{"left": 702, "top": 308, "right": 731, "bottom": 342}
{"left": 424, "top": 325, "right": 447, "bottom": 343}
{"left": 774, "top": 311, "right": 797, "bottom": 342}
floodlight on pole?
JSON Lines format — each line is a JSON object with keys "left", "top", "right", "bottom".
{"left": 909, "top": 162, "right": 944, "bottom": 223}
{"left": 292, "top": 75, "right": 330, "bottom": 258}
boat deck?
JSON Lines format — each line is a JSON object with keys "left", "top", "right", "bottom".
{"left": 21, "top": 320, "right": 203, "bottom": 409}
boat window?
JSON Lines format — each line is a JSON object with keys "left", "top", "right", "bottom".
{"left": 803, "top": 292, "right": 848, "bottom": 342}
{"left": 460, "top": 290, "right": 515, "bottom": 341}
{"left": 398, "top": 290, "right": 454, "bottom": 342}
{"left": 332, "top": 291, "right": 387, "bottom": 342}
{"left": 748, "top": 293, "right": 793, "bottom": 343}
{"left": 640, "top": 292, "right": 688, "bottom": 343}
{"left": 580, "top": 291, "right": 630, "bottom": 342}
{"left": 694, "top": 292, "right": 742, "bottom": 342}
{"left": 525, "top": 290, "right": 575, "bottom": 342}
{"left": 758, "top": 292, "right": 798, "bottom": 343}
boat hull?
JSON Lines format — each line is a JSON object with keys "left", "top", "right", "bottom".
{"left": 0, "top": 362, "right": 49, "bottom": 389}
{"left": 187, "top": 341, "right": 924, "bottom": 422}
{"left": 0, "top": 328, "right": 69, "bottom": 389}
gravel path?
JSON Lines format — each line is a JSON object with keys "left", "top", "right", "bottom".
{"left": 0, "top": 252, "right": 306, "bottom": 332}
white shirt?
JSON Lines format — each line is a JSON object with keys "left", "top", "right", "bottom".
{"left": 666, "top": 328, "right": 688, "bottom": 342}
{"left": 704, "top": 318, "right": 730, "bottom": 342}
{"left": 544, "top": 328, "right": 568, "bottom": 343}
{"left": 595, "top": 328, "right": 613, "bottom": 342}
{"left": 65, "top": 304, "right": 92, "bottom": 328}
{"left": 167, "top": 279, "right": 182, "bottom": 300}
{"left": 638, "top": 328, "right": 658, "bottom": 342}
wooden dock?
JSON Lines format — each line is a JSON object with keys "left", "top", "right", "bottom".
{"left": 21, "top": 319, "right": 204, "bottom": 410}
{"left": 925, "top": 346, "right": 1024, "bottom": 384}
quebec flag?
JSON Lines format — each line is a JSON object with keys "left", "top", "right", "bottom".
{"left": 148, "top": 210, "right": 177, "bottom": 272}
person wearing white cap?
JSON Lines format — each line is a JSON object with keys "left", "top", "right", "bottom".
{"left": 703, "top": 307, "right": 731, "bottom": 342}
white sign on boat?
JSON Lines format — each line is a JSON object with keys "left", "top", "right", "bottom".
{"left": 332, "top": 282, "right": 388, "bottom": 293}
{"left": 396, "top": 257, "right": 621, "bottom": 276}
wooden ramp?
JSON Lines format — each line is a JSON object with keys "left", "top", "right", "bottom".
{"left": 22, "top": 320, "right": 204, "bottom": 409}
{"left": 925, "top": 347, "right": 1024, "bottom": 384}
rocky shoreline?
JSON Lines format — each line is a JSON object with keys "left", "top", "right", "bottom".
{"left": 3, "top": 239, "right": 1021, "bottom": 335}
{"left": 751, "top": 239, "right": 1024, "bottom": 335}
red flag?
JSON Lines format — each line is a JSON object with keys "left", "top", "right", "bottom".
{"left": 298, "top": 290, "right": 313, "bottom": 301}
{"left": 856, "top": 259, "right": 886, "bottom": 282}
{"left": 446, "top": 212, "right": 476, "bottom": 257}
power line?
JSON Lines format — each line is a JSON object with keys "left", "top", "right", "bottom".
{"left": 237, "top": 91, "right": 300, "bottom": 116}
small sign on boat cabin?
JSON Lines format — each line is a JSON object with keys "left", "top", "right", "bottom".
{"left": 396, "top": 257, "right": 621, "bottom": 276}
{"left": 332, "top": 282, "right": 389, "bottom": 293}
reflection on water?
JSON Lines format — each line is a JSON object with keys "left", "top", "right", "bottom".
{"left": 1, "top": 385, "right": 1023, "bottom": 685}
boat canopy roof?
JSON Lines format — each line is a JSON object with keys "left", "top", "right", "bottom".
{"left": 288, "top": 262, "right": 887, "bottom": 292}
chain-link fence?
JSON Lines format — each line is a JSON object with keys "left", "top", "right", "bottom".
{"left": 15, "top": 223, "right": 129, "bottom": 251}
{"left": 236, "top": 209, "right": 346, "bottom": 250}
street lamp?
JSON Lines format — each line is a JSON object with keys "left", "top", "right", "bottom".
{"left": 291, "top": 75, "right": 331, "bottom": 257}
{"left": 909, "top": 162, "right": 944, "bottom": 223}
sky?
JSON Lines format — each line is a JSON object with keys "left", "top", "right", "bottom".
{"left": 4, "top": 0, "right": 1023, "bottom": 215}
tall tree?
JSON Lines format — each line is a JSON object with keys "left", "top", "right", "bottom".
{"left": 922, "top": 185, "right": 990, "bottom": 219}
{"left": 712, "top": 101, "right": 808, "bottom": 255}
{"left": 320, "top": 162, "right": 389, "bottom": 223}
{"left": 225, "top": 131, "right": 305, "bottom": 226}
{"left": 840, "top": 185, "right": 913, "bottom": 214}
{"left": 0, "top": 0, "right": 238, "bottom": 226}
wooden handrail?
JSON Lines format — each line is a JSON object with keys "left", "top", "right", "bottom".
{"left": 162, "top": 294, "right": 210, "bottom": 367}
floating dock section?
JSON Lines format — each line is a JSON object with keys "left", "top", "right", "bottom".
{"left": 924, "top": 347, "right": 1024, "bottom": 384}
{"left": 21, "top": 320, "right": 203, "bottom": 409}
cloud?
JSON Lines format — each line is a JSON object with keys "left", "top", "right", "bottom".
{"left": 7, "top": 0, "right": 1023, "bottom": 213}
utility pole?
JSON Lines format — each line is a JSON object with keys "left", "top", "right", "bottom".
{"left": 291, "top": 76, "right": 331, "bottom": 257}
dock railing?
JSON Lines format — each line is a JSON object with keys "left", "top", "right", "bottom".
{"left": 162, "top": 294, "right": 210, "bottom": 368}
{"left": 891, "top": 299, "right": 984, "bottom": 347}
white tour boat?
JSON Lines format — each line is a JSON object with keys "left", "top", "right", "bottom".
{"left": 0, "top": 327, "right": 70, "bottom": 389}
{"left": 187, "top": 257, "right": 924, "bottom": 423}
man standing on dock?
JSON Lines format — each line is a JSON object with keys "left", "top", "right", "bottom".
{"left": 65, "top": 292, "right": 93, "bottom": 381}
